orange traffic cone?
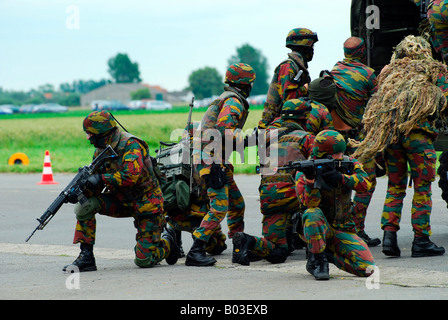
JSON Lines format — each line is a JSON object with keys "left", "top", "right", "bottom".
{"left": 37, "top": 150, "right": 58, "bottom": 185}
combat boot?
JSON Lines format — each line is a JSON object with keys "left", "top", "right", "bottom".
{"left": 174, "top": 229, "right": 185, "bottom": 258}
{"left": 357, "top": 230, "right": 381, "bottom": 247}
{"left": 232, "top": 232, "right": 256, "bottom": 266}
{"left": 63, "top": 243, "right": 97, "bottom": 272}
{"left": 306, "top": 252, "right": 317, "bottom": 276}
{"left": 382, "top": 230, "right": 401, "bottom": 257}
{"left": 185, "top": 238, "right": 217, "bottom": 266}
{"left": 411, "top": 236, "right": 445, "bottom": 257}
{"left": 162, "top": 227, "right": 179, "bottom": 265}
{"left": 313, "top": 252, "right": 330, "bottom": 280}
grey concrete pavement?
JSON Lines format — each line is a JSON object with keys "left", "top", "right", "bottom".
{"left": 1, "top": 173, "right": 448, "bottom": 300}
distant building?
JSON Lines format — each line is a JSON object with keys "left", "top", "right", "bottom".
{"left": 80, "top": 83, "right": 190, "bottom": 107}
{"left": 168, "top": 90, "right": 195, "bottom": 104}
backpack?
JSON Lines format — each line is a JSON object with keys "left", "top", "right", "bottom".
{"left": 155, "top": 140, "right": 194, "bottom": 213}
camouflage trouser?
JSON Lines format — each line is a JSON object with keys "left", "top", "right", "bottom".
{"left": 343, "top": 130, "right": 377, "bottom": 234}
{"left": 428, "top": 0, "right": 448, "bottom": 59}
{"left": 166, "top": 201, "right": 227, "bottom": 253}
{"left": 193, "top": 165, "right": 245, "bottom": 242}
{"left": 251, "top": 182, "right": 298, "bottom": 260}
{"left": 351, "top": 157, "right": 377, "bottom": 233}
{"left": 73, "top": 188, "right": 170, "bottom": 268}
{"left": 381, "top": 132, "right": 436, "bottom": 237}
{"left": 302, "top": 207, "right": 375, "bottom": 277}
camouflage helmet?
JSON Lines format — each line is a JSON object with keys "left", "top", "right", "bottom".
{"left": 281, "top": 98, "right": 312, "bottom": 120}
{"left": 286, "top": 28, "right": 318, "bottom": 49}
{"left": 224, "top": 63, "right": 256, "bottom": 85}
{"left": 83, "top": 110, "right": 117, "bottom": 135}
{"left": 311, "top": 130, "right": 346, "bottom": 159}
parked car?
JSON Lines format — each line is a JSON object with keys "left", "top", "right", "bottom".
{"left": 90, "top": 100, "right": 110, "bottom": 110}
{"left": 104, "top": 100, "right": 130, "bottom": 111}
{"left": 31, "top": 103, "right": 68, "bottom": 113}
{"left": 128, "top": 100, "right": 146, "bottom": 110}
{"left": 0, "top": 106, "right": 13, "bottom": 115}
{"left": 145, "top": 100, "right": 172, "bottom": 110}
{"left": 248, "top": 94, "right": 267, "bottom": 106}
{"left": 193, "top": 95, "right": 218, "bottom": 108}
{"left": 91, "top": 100, "right": 130, "bottom": 111}
{"left": 19, "top": 104, "right": 36, "bottom": 113}
{"left": 0, "top": 104, "right": 19, "bottom": 113}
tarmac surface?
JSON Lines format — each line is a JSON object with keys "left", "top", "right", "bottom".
{"left": 1, "top": 173, "right": 448, "bottom": 302}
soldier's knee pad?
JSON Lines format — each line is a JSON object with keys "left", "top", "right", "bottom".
{"left": 74, "top": 197, "right": 100, "bottom": 221}
{"left": 134, "top": 252, "right": 159, "bottom": 268}
{"left": 134, "top": 256, "right": 156, "bottom": 268}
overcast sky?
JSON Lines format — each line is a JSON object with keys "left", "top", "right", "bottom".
{"left": 0, "top": 0, "right": 352, "bottom": 93}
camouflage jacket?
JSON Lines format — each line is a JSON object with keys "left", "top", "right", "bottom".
{"left": 260, "top": 121, "right": 314, "bottom": 184}
{"left": 267, "top": 98, "right": 334, "bottom": 136}
{"left": 428, "top": 0, "right": 448, "bottom": 59}
{"left": 193, "top": 86, "right": 249, "bottom": 176}
{"left": 331, "top": 57, "right": 377, "bottom": 128}
{"left": 258, "top": 52, "right": 310, "bottom": 129}
{"left": 94, "top": 130, "right": 160, "bottom": 201}
{"left": 295, "top": 156, "right": 371, "bottom": 231}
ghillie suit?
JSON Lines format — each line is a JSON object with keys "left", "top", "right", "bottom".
{"left": 352, "top": 35, "right": 448, "bottom": 164}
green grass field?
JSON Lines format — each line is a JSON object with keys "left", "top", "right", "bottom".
{"left": 0, "top": 106, "right": 263, "bottom": 174}
{"left": 0, "top": 106, "right": 443, "bottom": 175}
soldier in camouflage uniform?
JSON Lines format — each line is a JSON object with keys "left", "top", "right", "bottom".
{"left": 412, "top": 0, "right": 448, "bottom": 62}
{"left": 427, "top": 0, "right": 448, "bottom": 63}
{"left": 354, "top": 35, "right": 447, "bottom": 257}
{"left": 232, "top": 99, "right": 315, "bottom": 266}
{"left": 329, "top": 37, "right": 379, "bottom": 247}
{"left": 258, "top": 28, "right": 318, "bottom": 129}
{"left": 331, "top": 37, "right": 377, "bottom": 128}
{"left": 185, "top": 63, "right": 256, "bottom": 266}
{"left": 295, "top": 130, "right": 375, "bottom": 280}
{"left": 63, "top": 111, "right": 178, "bottom": 272}
{"left": 165, "top": 122, "right": 227, "bottom": 257}
{"left": 266, "top": 97, "right": 334, "bottom": 136}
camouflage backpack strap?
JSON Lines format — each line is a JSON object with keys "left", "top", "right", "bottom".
{"left": 217, "top": 88, "right": 250, "bottom": 111}
{"left": 116, "top": 131, "right": 160, "bottom": 191}
{"left": 215, "top": 88, "right": 250, "bottom": 128}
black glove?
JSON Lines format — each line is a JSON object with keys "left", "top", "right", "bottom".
{"left": 301, "top": 166, "right": 315, "bottom": 180}
{"left": 66, "top": 192, "right": 79, "bottom": 204}
{"left": 86, "top": 174, "right": 103, "bottom": 189}
{"left": 321, "top": 169, "right": 343, "bottom": 188}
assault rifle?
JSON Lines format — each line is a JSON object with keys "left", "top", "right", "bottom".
{"left": 25, "top": 145, "right": 118, "bottom": 242}
{"left": 275, "top": 157, "right": 354, "bottom": 189}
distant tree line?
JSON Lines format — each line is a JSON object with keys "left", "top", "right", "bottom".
{"left": 0, "top": 53, "right": 136, "bottom": 106}
{"left": 187, "top": 43, "right": 269, "bottom": 99}
{"left": 1, "top": 44, "right": 270, "bottom": 106}
{"left": 0, "top": 79, "right": 112, "bottom": 106}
